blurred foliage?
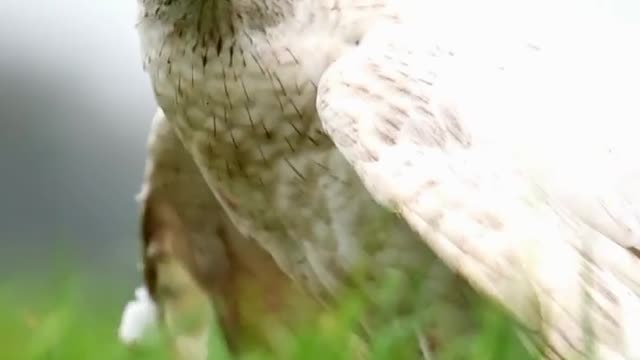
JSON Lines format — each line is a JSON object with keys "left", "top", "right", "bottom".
{"left": 0, "top": 272, "right": 538, "bottom": 360}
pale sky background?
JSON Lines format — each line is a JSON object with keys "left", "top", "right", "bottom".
{"left": 0, "top": 0, "right": 154, "bottom": 288}
{"left": 0, "top": 0, "right": 638, "bottom": 291}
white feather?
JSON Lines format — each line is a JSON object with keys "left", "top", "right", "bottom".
{"left": 118, "top": 286, "right": 158, "bottom": 345}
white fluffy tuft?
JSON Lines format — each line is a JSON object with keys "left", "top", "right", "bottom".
{"left": 118, "top": 286, "right": 158, "bottom": 345}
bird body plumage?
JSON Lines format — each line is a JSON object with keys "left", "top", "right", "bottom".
{"left": 122, "top": 0, "right": 640, "bottom": 359}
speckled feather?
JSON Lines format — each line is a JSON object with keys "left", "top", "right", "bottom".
{"left": 132, "top": 0, "right": 640, "bottom": 359}
{"left": 135, "top": 0, "right": 475, "bottom": 358}
{"left": 316, "top": 17, "right": 640, "bottom": 360}
{"left": 137, "top": 0, "right": 427, "bottom": 295}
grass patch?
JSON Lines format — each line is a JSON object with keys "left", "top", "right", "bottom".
{"left": 0, "top": 274, "right": 538, "bottom": 360}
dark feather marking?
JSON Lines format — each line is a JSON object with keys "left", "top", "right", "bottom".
{"left": 261, "top": 122, "right": 272, "bottom": 139}
{"left": 240, "top": 80, "right": 255, "bottom": 130}
{"left": 306, "top": 136, "right": 319, "bottom": 146}
{"left": 284, "top": 157, "right": 305, "bottom": 181}
{"left": 223, "top": 107, "right": 229, "bottom": 125}
{"left": 243, "top": 30, "right": 254, "bottom": 45}
{"left": 158, "top": 37, "right": 169, "bottom": 62}
{"left": 238, "top": 46, "right": 248, "bottom": 67}
{"left": 236, "top": 159, "right": 248, "bottom": 179}
{"left": 289, "top": 99, "right": 304, "bottom": 120}
{"left": 229, "top": 128, "right": 239, "bottom": 149}
{"left": 229, "top": 41, "right": 235, "bottom": 67}
{"left": 212, "top": 114, "right": 218, "bottom": 138}
{"left": 442, "top": 108, "right": 471, "bottom": 147}
{"left": 258, "top": 145, "right": 267, "bottom": 163}
{"left": 416, "top": 105, "right": 434, "bottom": 118}
{"left": 176, "top": 72, "right": 183, "bottom": 96}
{"left": 389, "top": 103, "right": 410, "bottom": 118}
{"left": 271, "top": 73, "right": 303, "bottom": 135}
{"left": 380, "top": 111, "right": 402, "bottom": 131}
{"left": 250, "top": 51, "right": 267, "bottom": 75}
{"left": 222, "top": 67, "right": 231, "bottom": 103}
{"left": 418, "top": 78, "right": 434, "bottom": 86}
{"left": 263, "top": 37, "right": 282, "bottom": 65}
{"left": 284, "top": 48, "right": 303, "bottom": 95}
{"left": 286, "top": 47, "right": 299, "bottom": 65}
{"left": 229, "top": 16, "right": 236, "bottom": 37}
{"left": 201, "top": 50, "right": 209, "bottom": 69}
{"left": 313, "top": 161, "right": 347, "bottom": 184}
{"left": 191, "top": 64, "right": 196, "bottom": 86}
{"left": 376, "top": 72, "right": 398, "bottom": 85}
{"left": 216, "top": 36, "right": 223, "bottom": 55}
{"left": 274, "top": 74, "right": 303, "bottom": 119}
{"left": 245, "top": 106, "right": 255, "bottom": 130}
{"left": 376, "top": 123, "right": 397, "bottom": 145}
{"left": 284, "top": 136, "right": 295, "bottom": 153}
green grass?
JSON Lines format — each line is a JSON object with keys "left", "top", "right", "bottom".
{"left": 0, "top": 275, "right": 538, "bottom": 360}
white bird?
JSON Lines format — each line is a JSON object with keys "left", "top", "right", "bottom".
{"left": 121, "top": 0, "right": 640, "bottom": 359}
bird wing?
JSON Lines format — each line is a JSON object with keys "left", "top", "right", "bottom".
{"left": 315, "top": 20, "right": 640, "bottom": 359}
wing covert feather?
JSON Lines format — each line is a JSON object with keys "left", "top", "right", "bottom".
{"left": 316, "top": 23, "right": 640, "bottom": 359}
